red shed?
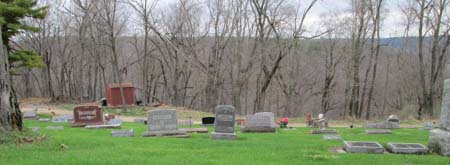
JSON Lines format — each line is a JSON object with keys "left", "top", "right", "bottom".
{"left": 106, "top": 82, "right": 135, "bottom": 107}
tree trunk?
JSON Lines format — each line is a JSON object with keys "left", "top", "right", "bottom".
{"left": 0, "top": 27, "right": 23, "bottom": 132}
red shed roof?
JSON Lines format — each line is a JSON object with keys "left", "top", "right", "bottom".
{"left": 107, "top": 82, "right": 134, "bottom": 88}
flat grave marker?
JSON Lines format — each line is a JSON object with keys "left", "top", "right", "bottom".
{"left": 311, "top": 129, "right": 338, "bottom": 134}
{"left": 323, "top": 134, "right": 342, "bottom": 140}
{"left": 366, "top": 129, "right": 392, "bottom": 134}
{"left": 387, "top": 143, "right": 428, "bottom": 154}
{"left": 111, "top": 129, "right": 134, "bottom": 137}
{"left": 343, "top": 141, "right": 384, "bottom": 154}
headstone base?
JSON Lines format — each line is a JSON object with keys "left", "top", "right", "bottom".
{"left": 364, "top": 122, "right": 399, "bottom": 129}
{"left": 211, "top": 132, "right": 237, "bottom": 140}
{"left": 428, "top": 129, "right": 450, "bottom": 156}
{"left": 143, "top": 130, "right": 188, "bottom": 137}
{"left": 201, "top": 124, "right": 214, "bottom": 127}
{"left": 240, "top": 127, "right": 276, "bottom": 133}
{"left": 180, "top": 128, "right": 208, "bottom": 133}
{"left": 71, "top": 122, "right": 104, "bottom": 127}
{"left": 311, "top": 129, "right": 337, "bottom": 134}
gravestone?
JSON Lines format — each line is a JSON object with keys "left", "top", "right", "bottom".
{"left": 254, "top": 112, "right": 277, "bottom": 128}
{"left": 23, "top": 111, "right": 38, "bottom": 119}
{"left": 143, "top": 109, "right": 188, "bottom": 137}
{"left": 422, "top": 122, "right": 435, "bottom": 130}
{"left": 108, "top": 119, "right": 122, "bottom": 125}
{"left": 343, "top": 141, "right": 384, "bottom": 154}
{"left": 323, "top": 134, "right": 342, "bottom": 140}
{"left": 386, "top": 115, "right": 400, "bottom": 124}
{"left": 429, "top": 79, "right": 450, "bottom": 156}
{"left": 52, "top": 115, "right": 73, "bottom": 123}
{"left": 364, "top": 122, "right": 399, "bottom": 129}
{"left": 211, "top": 105, "right": 237, "bottom": 140}
{"left": 111, "top": 129, "right": 134, "bottom": 137}
{"left": 133, "top": 118, "right": 146, "bottom": 124}
{"left": 46, "top": 126, "right": 64, "bottom": 130}
{"left": 71, "top": 106, "right": 103, "bottom": 127}
{"left": 202, "top": 117, "right": 215, "bottom": 126}
{"left": 38, "top": 118, "right": 50, "bottom": 122}
{"left": 311, "top": 129, "right": 337, "bottom": 134}
{"left": 387, "top": 143, "right": 428, "bottom": 154}
{"left": 241, "top": 115, "right": 276, "bottom": 133}
{"left": 366, "top": 129, "right": 392, "bottom": 134}
{"left": 30, "top": 127, "right": 40, "bottom": 133}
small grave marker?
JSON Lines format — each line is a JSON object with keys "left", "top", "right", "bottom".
{"left": 46, "top": 126, "right": 64, "bottom": 130}
{"left": 343, "top": 141, "right": 384, "bottom": 154}
{"left": 71, "top": 106, "right": 103, "bottom": 127}
{"left": 387, "top": 143, "right": 428, "bottom": 154}
{"left": 111, "top": 129, "right": 134, "bottom": 137}
{"left": 366, "top": 129, "right": 392, "bottom": 134}
{"left": 202, "top": 117, "right": 215, "bottom": 126}
{"left": 323, "top": 134, "right": 342, "bottom": 140}
{"left": 311, "top": 129, "right": 337, "bottom": 134}
{"left": 241, "top": 115, "right": 276, "bottom": 133}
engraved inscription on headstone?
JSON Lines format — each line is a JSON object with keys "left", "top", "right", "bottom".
{"left": 211, "top": 105, "right": 237, "bottom": 140}
{"left": 143, "top": 109, "right": 188, "bottom": 137}
{"left": 72, "top": 106, "right": 103, "bottom": 127}
{"left": 147, "top": 109, "right": 178, "bottom": 132}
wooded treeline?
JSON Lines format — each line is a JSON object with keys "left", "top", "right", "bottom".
{"left": 13, "top": 0, "right": 450, "bottom": 119}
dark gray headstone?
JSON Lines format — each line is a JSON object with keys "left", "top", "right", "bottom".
{"left": 387, "top": 143, "right": 428, "bottom": 154}
{"left": 111, "top": 129, "right": 134, "bottom": 137}
{"left": 343, "top": 141, "right": 384, "bottom": 154}
{"left": 143, "top": 109, "right": 187, "bottom": 137}
{"left": 202, "top": 117, "right": 215, "bottom": 126}
{"left": 366, "top": 129, "right": 392, "bottom": 134}
{"left": 211, "top": 105, "right": 236, "bottom": 140}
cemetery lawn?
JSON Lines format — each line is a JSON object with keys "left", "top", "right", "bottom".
{"left": 0, "top": 118, "right": 447, "bottom": 165}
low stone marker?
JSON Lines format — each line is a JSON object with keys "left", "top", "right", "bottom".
{"left": 111, "top": 129, "right": 134, "bottom": 137}
{"left": 311, "top": 129, "right": 337, "bottom": 134}
{"left": 71, "top": 106, "right": 103, "bottom": 127}
{"left": 211, "top": 105, "right": 237, "bottom": 140}
{"left": 38, "top": 118, "right": 50, "bottom": 122}
{"left": 202, "top": 117, "right": 215, "bottom": 126}
{"left": 364, "top": 122, "right": 399, "bottom": 129}
{"left": 366, "top": 129, "right": 392, "bottom": 134}
{"left": 241, "top": 115, "right": 276, "bottom": 133}
{"left": 421, "top": 122, "right": 435, "bottom": 130}
{"left": 52, "top": 115, "right": 73, "bottom": 123}
{"left": 180, "top": 128, "right": 209, "bottom": 133}
{"left": 387, "top": 143, "right": 428, "bottom": 154}
{"left": 23, "top": 111, "right": 38, "bottom": 119}
{"left": 85, "top": 124, "right": 121, "bottom": 129}
{"left": 133, "top": 118, "right": 146, "bottom": 124}
{"left": 323, "top": 134, "right": 342, "bottom": 140}
{"left": 108, "top": 119, "right": 122, "bottom": 125}
{"left": 46, "top": 126, "right": 64, "bottom": 130}
{"left": 343, "top": 141, "right": 384, "bottom": 154}
{"left": 143, "top": 109, "right": 188, "bottom": 137}
{"left": 30, "top": 127, "right": 40, "bottom": 132}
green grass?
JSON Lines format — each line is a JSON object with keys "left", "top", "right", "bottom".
{"left": 0, "top": 117, "right": 447, "bottom": 165}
